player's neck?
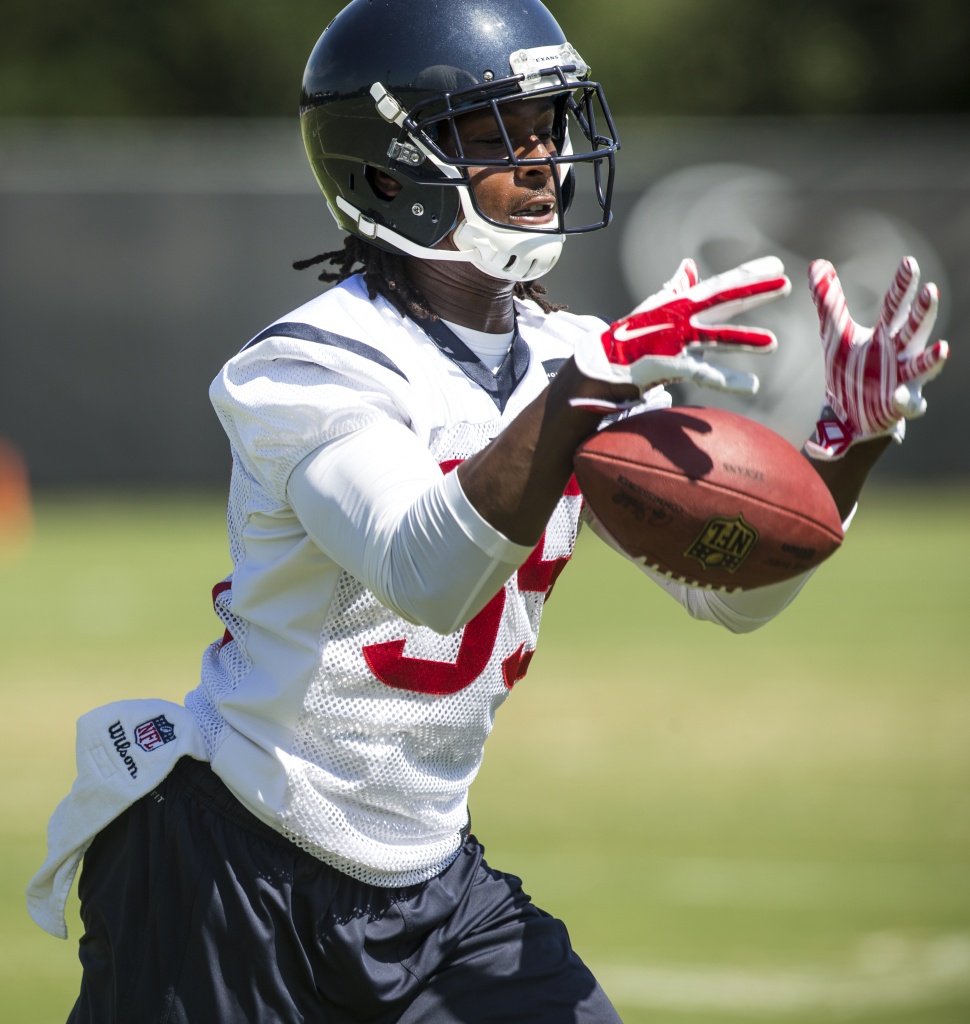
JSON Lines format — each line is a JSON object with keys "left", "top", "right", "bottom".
{"left": 405, "top": 257, "right": 516, "bottom": 334}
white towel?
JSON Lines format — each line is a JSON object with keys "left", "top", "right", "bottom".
{"left": 26, "top": 699, "right": 207, "bottom": 939}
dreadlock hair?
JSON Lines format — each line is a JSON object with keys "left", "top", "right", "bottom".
{"left": 293, "top": 235, "right": 566, "bottom": 321}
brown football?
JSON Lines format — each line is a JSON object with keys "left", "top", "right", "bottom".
{"left": 573, "top": 407, "right": 843, "bottom": 591}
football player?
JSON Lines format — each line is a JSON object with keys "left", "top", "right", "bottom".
{"left": 30, "top": 0, "right": 947, "bottom": 1020}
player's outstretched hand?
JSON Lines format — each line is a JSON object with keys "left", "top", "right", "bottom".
{"left": 573, "top": 256, "right": 791, "bottom": 408}
{"left": 805, "top": 256, "right": 950, "bottom": 461}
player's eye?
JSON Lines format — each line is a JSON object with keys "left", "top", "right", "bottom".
{"left": 470, "top": 133, "right": 505, "bottom": 147}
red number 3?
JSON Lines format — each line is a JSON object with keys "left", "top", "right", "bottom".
{"left": 361, "top": 462, "right": 578, "bottom": 696}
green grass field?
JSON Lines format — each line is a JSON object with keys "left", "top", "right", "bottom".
{"left": 2, "top": 486, "right": 968, "bottom": 1023}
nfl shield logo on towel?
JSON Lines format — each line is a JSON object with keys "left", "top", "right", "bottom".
{"left": 134, "top": 715, "right": 177, "bottom": 752}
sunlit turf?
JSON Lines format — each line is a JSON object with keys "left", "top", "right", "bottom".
{"left": 2, "top": 486, "right": 968, "bottom": 1023}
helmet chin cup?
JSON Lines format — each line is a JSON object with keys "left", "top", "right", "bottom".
{"left": 450, "top": 188, "right": 565, "bottom": 282}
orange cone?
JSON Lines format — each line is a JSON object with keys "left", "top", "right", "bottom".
{"left": 0, "top": 437, "right": 33, "bottom": 559}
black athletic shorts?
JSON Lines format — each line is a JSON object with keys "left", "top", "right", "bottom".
{"left": 68, "top": 757, "right": 622, "bottom": 1023}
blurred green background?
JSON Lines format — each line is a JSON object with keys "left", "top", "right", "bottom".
{"left": 2, "top": 0, "right": 969, "bottom": 1021}
{"left": 3, "top": 0, "right": 970, "bottom": 117}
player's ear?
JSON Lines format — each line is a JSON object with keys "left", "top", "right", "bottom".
{"left": 366, "top": 167, "right": 403, "bottom": 201}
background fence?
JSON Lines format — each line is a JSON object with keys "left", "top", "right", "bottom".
{"left": 0, "top": 115, "right": 966, "bottom": 486}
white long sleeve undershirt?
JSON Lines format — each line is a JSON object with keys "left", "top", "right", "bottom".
{"left": 287, "top": 417, "right": 533, "bottom": 635}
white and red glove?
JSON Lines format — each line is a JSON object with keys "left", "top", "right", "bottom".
{"left": 573, "top": 256, "right": 791, "bottom": 411}
{"left": 805, "top": 256, "right": 949, "bottom": 461}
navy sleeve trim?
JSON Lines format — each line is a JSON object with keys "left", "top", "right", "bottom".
{"left": 243, "top": 322, "right": 408, "bottom": 381}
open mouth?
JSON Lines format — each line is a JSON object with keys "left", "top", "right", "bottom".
{"left": 509, "top": 197, "right": 557, "bottom": 225}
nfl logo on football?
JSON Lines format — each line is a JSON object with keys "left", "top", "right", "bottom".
{"left": 134, "top": 716, "right": 177, "bottom": 752}
{"left": 685, "top": 514, "right": 758, "bottom": 573}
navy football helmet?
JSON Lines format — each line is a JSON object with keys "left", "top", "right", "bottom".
{"left": 300, "top": 0, "right": 619, "bottom": 281}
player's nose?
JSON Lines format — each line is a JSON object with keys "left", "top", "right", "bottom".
{"left": 514, "top": 137, "right": 555, "bottom": 181}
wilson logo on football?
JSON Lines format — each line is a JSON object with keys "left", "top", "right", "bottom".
{"left": 685, "top": 514, "right": 758, "bottom": 573}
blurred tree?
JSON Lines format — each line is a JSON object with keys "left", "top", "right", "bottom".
{"left": 557, "top": 0, "right": 970, "bottom": 116}
{"left": 1, "top": 0, "right": 968, "bottom": 117}
{"left": 0, "top": 0, "right": 329, "bottom": 116}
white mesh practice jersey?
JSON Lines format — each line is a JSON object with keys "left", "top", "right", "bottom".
{"left": 26, "top": 275, "right": 823, "bottom": 936}
{"left": 185, "top": 275, "right": 672, "bottom": 886}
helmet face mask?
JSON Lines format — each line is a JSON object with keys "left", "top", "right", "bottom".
{"left": 301, "top": 0, "right": 620, "bottom": 281}
{"left": 400, "top": 72, "right": 617, "bottom": 238}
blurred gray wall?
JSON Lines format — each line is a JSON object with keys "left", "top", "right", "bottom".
{"left": 1, "top": 117, "right": 966, "bottom": 486}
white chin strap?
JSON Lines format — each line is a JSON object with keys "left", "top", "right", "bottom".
{"left": 334, "top": 190, "right": 564, "bottom": 283}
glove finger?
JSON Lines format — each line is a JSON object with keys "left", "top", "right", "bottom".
{"left": 688, "top": 256, "right": 791, "bottom": 315}
{"left": 892, "top": 383, "right": 928, "bottom": 419}
{"left": 808, "top": 259, "right": 855, "bottom": 340}
{"left": 896, "top": 338, "right": 949, "bottom": 386}
{"left": 630, "top": 258, "right": 700, "bottom": 314}
{"left": 627, "top": 353, "right": 757, "bottom": 394}
{"left": 689, "top": 325, "right": 779, "bottom": 352}
{"left": 688, "top": 255, "right": 785, "bottom": 299}
{"left": 692, "top": 280, "right": 792, "bottom": 326}
{"left": 897, "top": 282, "right": 939, "bottom": 356}
{"left": 689, "top": 361, "right": 761, "bottom": 395}
{"left": 877, "top": 256, "right": 920, "bottom": 336}
{"left": 662, "top": 258, "right": 700, "bottom": 295}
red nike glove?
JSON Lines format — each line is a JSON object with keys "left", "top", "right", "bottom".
{"left": 805, "top": 256, "right": 949, "bottom": 461}
{"left": 573, "top": 257, "right": 790, "bottom": 405}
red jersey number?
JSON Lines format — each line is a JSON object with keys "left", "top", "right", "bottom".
{"left": 361, "top": 463, "right": 577, "bottom": 696}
